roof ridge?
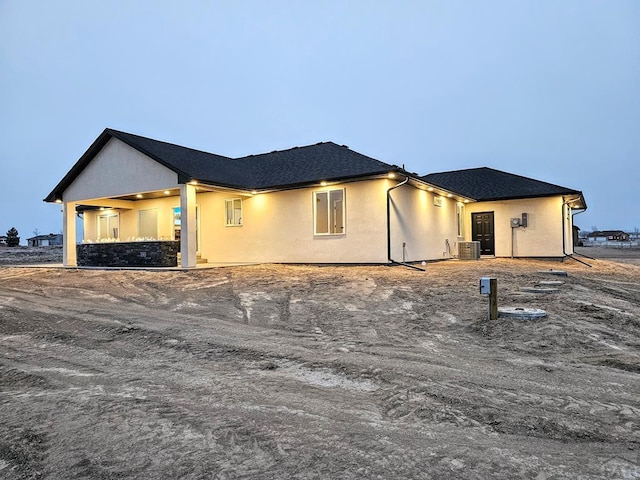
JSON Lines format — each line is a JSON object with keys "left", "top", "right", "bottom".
{"left": 424, "top": 166, "right": 491, "bottom": 176}
{"left": 234, "top": 141, "right": 336, "bottom": 159}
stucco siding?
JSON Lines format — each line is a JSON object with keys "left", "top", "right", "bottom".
{"left": 64, "top": 138, "right": 179, "bottom": 202}
{"left": 465, "top": 197, "right": 565, "bottom": 257}
{"left": 389, "top": 186, "right": 460, "bottom": 261}
{"left": 196, "top": 180, "right": 389, "bottom": 263}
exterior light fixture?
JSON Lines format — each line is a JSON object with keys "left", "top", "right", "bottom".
{"left": 251, "top": 190, "right": 258, "bottom": 195}
{"left": 136, "top": 194, "right": 143, "bottom": 199}
{"left": 163, "top": 190, "right": 170, "bottom": 195}
{"left": 447, "top": 193, "right": 453, "bottom": 198}
{"left": 320, "top": 181, "right": 327, "bottom": 187}
{"left": 464, "top": 199, "right": 469, "bottom": 203}
{"left": 388, "top": 172, "right": 396, "bottom": 179}
{"left": 427, "top": 187, "right": 434, "bottom": 192}
{"left": 55, "top": 199, "right": 62, "bottom": 204}
{"left": 189, "top": 180, "right": 198, "bottom": 185}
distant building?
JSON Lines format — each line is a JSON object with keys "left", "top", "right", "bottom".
{"left": 27, "top": 233, "right": 63, "bottom": 247}
{"left": 0, "top": 235, "right": 7, "bottom": 246}
{"left": 586, "top": 230, "right": 630, "bottom": 243}
{"left": 572, "top": 225, "right": 581, "bottom": 246}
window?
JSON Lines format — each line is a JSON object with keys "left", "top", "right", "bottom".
{"left": 456, "top": 203, "right": 464, "bottom": 237}
{"left": 138, "top": 209, "right": 158, "bottom": 239}
{"left": 314, "top": 189, "right": 345, "bottom": 235}
{"left": 98, "top": 213, "right": 119, "bottom": 240}
{"left": 225, "top": 198, "right": 242, "bottom": 226}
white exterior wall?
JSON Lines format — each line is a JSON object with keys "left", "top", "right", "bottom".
{"left": 197, "top": 179, "right": 389, "bottom": 263}
{"left": 464, "top": 197, "right": 566, "bottom": 257}
{"left": 563, "top": 202, "right": 575, "bottom": 255}
{"left": 389, "top": 186, "right": 461, "bottom": 261}
{"left": 64, "top": 138, "right": 179, "bottom": 202}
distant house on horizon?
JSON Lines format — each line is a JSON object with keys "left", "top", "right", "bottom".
{"left": 27, "top": 233, "right": 63, "bottom": 247}
{"left": 44, "top": 128, "right": 588, "bottom": 268}
{"left": 586, "top": 230, "right": 630, "bottom": 243}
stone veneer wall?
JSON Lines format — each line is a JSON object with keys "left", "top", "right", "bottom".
{"left": 77, "top": 241, "right": 180, "bottom": 267}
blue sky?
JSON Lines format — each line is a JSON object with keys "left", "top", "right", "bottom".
{"left": 1, "top": 0, "right": 638, "bottom": 242}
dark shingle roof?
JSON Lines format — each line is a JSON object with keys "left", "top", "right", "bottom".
{"left": 421, "top": 167, "right": 583, "bottom": 202}
{"left": 45, "top": 129, "right": 401, "bottom": 201}
{"left": 237, "top": 142, "right": 397, "bottom": 189}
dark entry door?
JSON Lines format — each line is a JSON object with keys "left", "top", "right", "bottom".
{"left": 472, "top": 212, "right": 495, "bottom": 255}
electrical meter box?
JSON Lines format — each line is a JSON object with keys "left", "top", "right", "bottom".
{"left": 479, "top": 277, "right": 492, "bottom": 295}
{"left": 510, "top": 218, "right": 521, "bottom": 228}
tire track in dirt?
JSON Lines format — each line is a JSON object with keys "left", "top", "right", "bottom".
{"left": 1, "top": 262, "right": 639, "bottom": 478}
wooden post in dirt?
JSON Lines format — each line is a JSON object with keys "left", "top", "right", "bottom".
{"left": 479, "top": 277, "right": 498, "bottom": 320}
{"left": 489, "top": 278, "right": 498, "bottom": 320}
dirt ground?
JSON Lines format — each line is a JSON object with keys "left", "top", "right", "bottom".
{"left": 1, "top": 248, "right": 639, "bottom": 479}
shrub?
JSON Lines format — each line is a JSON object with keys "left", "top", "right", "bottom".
{"left": 6, "top": 227, "right": 20, "bottom": 247}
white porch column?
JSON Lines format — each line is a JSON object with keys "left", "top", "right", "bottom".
{"left": 62, "top": 201, "right": 77, "bottom": 267}
{"left": 180, "top": 183, "right": 197, "bottom": 268}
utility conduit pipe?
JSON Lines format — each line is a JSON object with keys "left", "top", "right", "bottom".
{"left": 386, "top": 177, "right": 425, "bottom": 271}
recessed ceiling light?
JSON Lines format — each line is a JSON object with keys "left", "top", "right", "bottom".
{"left": 388, "top": 172, "right": 396, "bottom": 179}
{"left": 427, "top": 187, "right": 434, "bottom": 192}
{"left": 136, "top": 194, "right": 143, "bottom": 199}
{"left": 320, "top": 181, "right": 327, "bottom": 187}
{"left": 163, "top": 190, "right": 170, "bottom": 195}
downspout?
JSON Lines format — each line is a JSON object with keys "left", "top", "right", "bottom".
{"left": 387, "top": 176, "right": 425, "bottom": 271}
{"left": 562, "top": 199, "right": 591, "bottom": 267}
{"left": 571, "top": 208, "right": 594, "bottom": 261}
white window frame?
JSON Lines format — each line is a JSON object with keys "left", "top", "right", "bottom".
{"left": 97, "top": 212, "right": 119, "bottom": 240}
{"left": 225, "top": 198, "right": 243, "bottom": 226}
{"left": 313, "top": 188, "right": 345, "bottom": 236}
{"left": 456, "top": 203, "right": 465, "bottom": 237}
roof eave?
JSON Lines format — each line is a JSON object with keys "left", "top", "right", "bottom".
{"left": 468, "top": 190, "right": 584, "bottom": 203}
{"left": 407, "top": 177, "right": 476, "bottom": 202}
{"left": 245, "top": 168, "right": 406, "bottom": 192}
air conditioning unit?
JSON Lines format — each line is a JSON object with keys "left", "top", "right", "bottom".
{"left": 458, "top": 241, "right": 480, "bottom": 260}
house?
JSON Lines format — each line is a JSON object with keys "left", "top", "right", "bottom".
{"left": 0, "top": 236, "right": 7, "bottom": 246}
{"left": 586, "top": 230, "right": 630, "bottom": 242}
{"left": 27, "top": 233, "right": 63, "bottom": 247}
{"left": 45, "top": 129, "right": 587, "bottom": 268}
